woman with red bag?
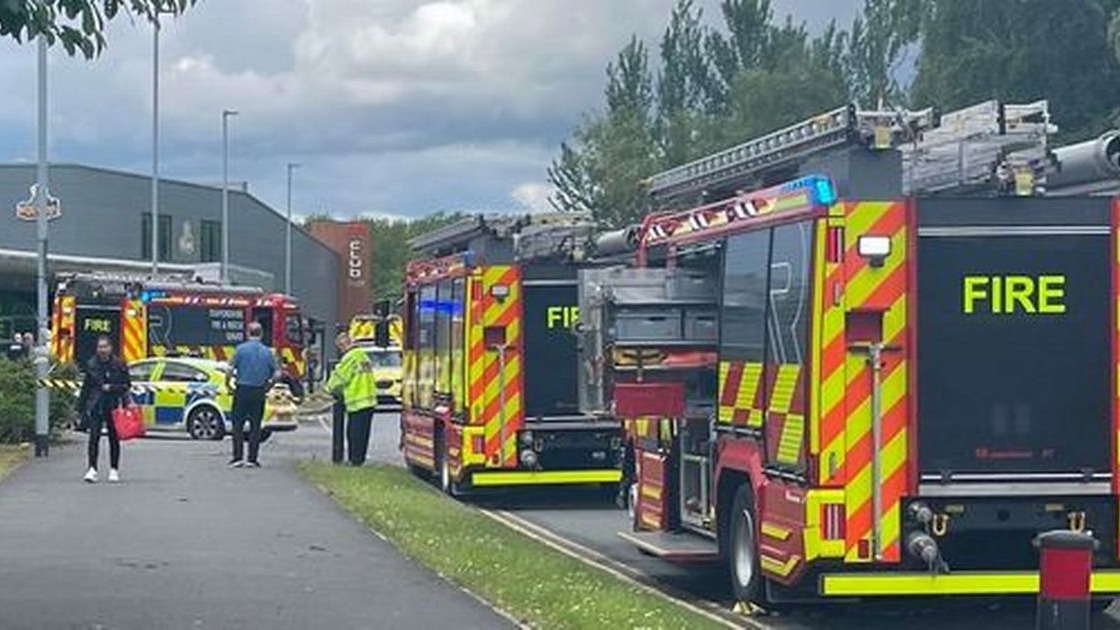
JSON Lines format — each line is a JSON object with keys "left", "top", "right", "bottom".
{"left": 77, "top": 336, "right": 132, "bottom": 483}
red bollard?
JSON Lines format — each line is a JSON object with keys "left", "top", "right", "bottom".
{"left": 1035, "top": 529, "right": 1097, "bottom": 630}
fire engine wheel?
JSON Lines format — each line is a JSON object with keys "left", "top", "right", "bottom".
{"left": 729, "top": 484, "right": 763, "bottom": 604}
{"left": 187, "top": 406, "right": 225, "bottom": 441}
{"left": 435, "top": 430, "right": 459, "bottom": 496}
{"left": 627, "top": 482, "right": 638, "bottom": 526}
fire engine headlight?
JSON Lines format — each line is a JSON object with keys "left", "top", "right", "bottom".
{"left": 520, "top": 430, "right": 534, "bottom": 446}
{"left": 519, "top": 449, "right": 538, "bottom": 467}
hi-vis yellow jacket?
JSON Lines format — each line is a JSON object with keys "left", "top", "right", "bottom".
{"left": 327, "top": 347, "right": 377, "bottom": 412}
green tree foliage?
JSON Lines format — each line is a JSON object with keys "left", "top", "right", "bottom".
{"left": 1108, "top": 7, "right": 1120, "bottom": 72}
{"left": 904, "top": 0, "right": 1120, "bottom": 139}
{"left": 0, "top": 0, "right": 197, "bottom": 58}
{"left": 552, "top": 0, "right": 1120, "bottom": 228}
{"left": 548, "top": 38, "right": 661, "bottom": 228}
{"left": 549, "top": 0, "right": 851, "bottom": 227}
{"left": 366, "top": 212, "right": 465, "bottom": 304}
{"left": 0, "top": 359, "right": 75, "bottom": 443}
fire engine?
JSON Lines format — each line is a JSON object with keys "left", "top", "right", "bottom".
{"left": 581, "top": 99, "right": 1120, "bottom": 604}
{"left": 52, "top": 272, "right": 307, "bottom": 378}
{"left": 400, "top": 213, "right": 623, "bottom": 492}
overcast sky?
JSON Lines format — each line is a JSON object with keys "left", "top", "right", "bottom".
{"left": 0, "top": 0, "right": 859, "bottom": 220}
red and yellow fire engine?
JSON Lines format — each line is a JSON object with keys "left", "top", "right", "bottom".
{"left": 595, "top": 101, "right": 1120, "bottom": 605}
{"left": 52, "top": 273, "right": 306, "bottom": 378}
{"left": 400, "top": 214, "right": 622, "bottom": 492}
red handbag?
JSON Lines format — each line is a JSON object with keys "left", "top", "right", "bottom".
{"left": 112, "top": 404, "right": 146, "bottom": 441}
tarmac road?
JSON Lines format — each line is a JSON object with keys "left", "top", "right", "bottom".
{"left": 0, "top": 427, "right": 508, "bottom": 630}
{"left": 322, "top": 412, "right": 1120, "bottom": 629}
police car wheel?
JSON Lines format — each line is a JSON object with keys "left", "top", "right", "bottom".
{"left": 187, "top": 406, "right": 224, "bottom": 441}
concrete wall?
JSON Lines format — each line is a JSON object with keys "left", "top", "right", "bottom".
{"left": 0, "top": 164, "right": 339, "bottom": 331}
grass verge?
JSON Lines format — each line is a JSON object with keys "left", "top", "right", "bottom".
{"left": 0, "top": 444, "right": 31, "bottom": 482}
{"left": 300, "top": 462, "right": 726, "bottom": 630}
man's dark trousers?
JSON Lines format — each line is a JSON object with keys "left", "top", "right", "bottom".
{"left": 232, "top": 385, "right": 267, "bottom": 463}
{"left": 347, "top": 408, "right": 375, "bottom": 466}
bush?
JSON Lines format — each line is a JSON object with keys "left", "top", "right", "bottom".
{"left": 0, "top": 359, "right": 78, "bottom": 444}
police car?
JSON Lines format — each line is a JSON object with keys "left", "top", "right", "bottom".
{"left": 360, "top": 345, "right": 402, "bottom": 407}
{"left": 127, "top": 357, "right": 298, "bottom": 440}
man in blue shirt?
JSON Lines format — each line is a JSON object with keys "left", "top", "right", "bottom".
{"left": 228, "top": 321, "right": 278, "bottom": 468}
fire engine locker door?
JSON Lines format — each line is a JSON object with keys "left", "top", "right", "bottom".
{"left": 75, "top": 306, "right": 121, "bottom": 368}
{"left": 916, "top": 197, "right": 1111, "bottom": 485}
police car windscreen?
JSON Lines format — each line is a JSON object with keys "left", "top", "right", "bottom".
{"left": 147, "top": 305, "right": 247, "bottom": 348}
{"left": 522, "top": 283, "right": 580, "bottom": 418}
{"left": 917, "top": 227, "right": 1110, "bottom": 477}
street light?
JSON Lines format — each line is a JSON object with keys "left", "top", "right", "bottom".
{"left": 285, "top": 162, "right": 301, "bottom": 295}
{"left": 153, "top": 12, "right": 163, "bottom": 274}
{"left": 33, "top": 31, "right": 50, "bottom": 458}
{"left": 221, "top": 108, "right": 238, "bottom": 284}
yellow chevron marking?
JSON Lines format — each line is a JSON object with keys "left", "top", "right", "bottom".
{"left": 761, "top": 554, "right": 801, "bottom": 578}
{"left": 718, "top": 362, "right": 733, "bottom": 423}
{"left": 761, "top": 522, "right": 792, "bottom": 541}
{"left": 777, "top": 414, "right": 805, "bottom": 465}
{"left": 845, "top": 428, "right": 909, "bottom": 562}
{"left": 770, "top": 364, "right": 800, "bottom": 413}
{"left": 735, "top": 363, "right": 764, "bottom": 427}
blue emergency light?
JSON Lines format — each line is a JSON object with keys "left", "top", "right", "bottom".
{"left": 778, "top": 175, "right": 837, "bottom": 207}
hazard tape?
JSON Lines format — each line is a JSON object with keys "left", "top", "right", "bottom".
{"left": 37, "top": 380, "right": 219, "bottom": 396}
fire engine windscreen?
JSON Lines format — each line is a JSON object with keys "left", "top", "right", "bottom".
{"left": 147, "top": 305, "right": 247, "bottom": 348}
{"left": 916, "top": 198, "right": 1111, "bottom": 479}
{"left": 522, "top": 281, "right": 580, "bottom": 418}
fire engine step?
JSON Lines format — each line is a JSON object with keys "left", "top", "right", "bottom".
{"left": 617, "top": 531, "right": 720, "bottom": 562}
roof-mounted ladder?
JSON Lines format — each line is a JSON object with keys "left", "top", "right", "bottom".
{"left": 902, "top": 99, "right": 1056, "bottom": 196}
{"left": 648, "top": 103, "right": 936, "bottom": 205}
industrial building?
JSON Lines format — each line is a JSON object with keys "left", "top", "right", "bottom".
{"left": 0, "top": 164, "right": 340, "bottom": 340}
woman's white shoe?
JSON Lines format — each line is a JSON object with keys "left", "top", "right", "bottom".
{"left": 83, "top": 468, "right": 98, "bottom": 483}
{"left": 108, "top": 469, "right": 120, "bottom": 483}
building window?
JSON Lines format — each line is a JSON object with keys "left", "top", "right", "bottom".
{"left": 141, "top": 214, "right": 173, "bottom": 262}
{"left": 200, "top": 220, "right": 222, "bottom": 263}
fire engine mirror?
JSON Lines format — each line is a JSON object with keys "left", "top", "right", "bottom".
{"left": 857, "top": 235, "right": 891, "bottom": 267}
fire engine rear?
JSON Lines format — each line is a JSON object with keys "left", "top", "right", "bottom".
{"left": 400, "top": 214, "right": 623, "bottom": 492}
{"left": 587, "top": 100, "right": 1120, "bottom": 604}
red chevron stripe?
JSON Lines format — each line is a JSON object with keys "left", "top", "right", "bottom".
{"left": 721, "top": 362, "right": 744, "bottom": 407}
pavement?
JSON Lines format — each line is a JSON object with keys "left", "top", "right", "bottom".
{"left": 0, "top": 425, "right": 509, "bottom": 630}
{"left": 7, "top": 413, "right": 1120, "bottom": 630}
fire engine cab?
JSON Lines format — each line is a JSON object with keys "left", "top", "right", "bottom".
{"left": 585, "top": 99, "right": 1120, "bottom": 605}
{"left": 52, "top": 272, "right": 307, "bottom": 379}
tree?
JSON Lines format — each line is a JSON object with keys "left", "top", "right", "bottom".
{"left": 905, "top": 0, "right": 1120, "bottom": 139}
{"left": 550, "top": 0, "right": 854, "bottom": 226}
{"left": 0, "top": 0, "right": 197, "bottom": 58}
{"left": 657, "top": 0, "right": 714, "bottom": 165}
{"left": 1111, "top": 7, "right": 1120, "bottom": 66}
{"left": 367, "top": 212, "right": 466, "bottom": 304}
{"left": 843, "top": 0, "right": 908, "bottom": 106}
{"left": 548, "top": 38, "right": 660, "bottom": 227}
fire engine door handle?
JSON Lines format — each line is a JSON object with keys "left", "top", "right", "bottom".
{"left": 489, "top": 343, "right": 510, "bottom": 465}
{"left": 849, "top": 342, "right": 902, "bottom": 561}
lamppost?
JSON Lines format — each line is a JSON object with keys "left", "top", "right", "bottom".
{"left": 285, "top": 162, "right": 300, "bottom": 295}
{"left": 150, "top": 12, "right": 164, "bottom": 275}
{"left": 33, "top": 31, "right": 50, "bottom": 457}
{"left": 221, "top": 109, "right": 238, "bottom": 283}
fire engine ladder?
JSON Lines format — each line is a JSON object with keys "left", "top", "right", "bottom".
{"left": 901, "top": 99, "right": 1057, "bottom": 196}
{"left": 510, "top": 212, "right": 597, "bottom": 262}
{"left": 648, "top": 103, "right": 936, "bottom": 206}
